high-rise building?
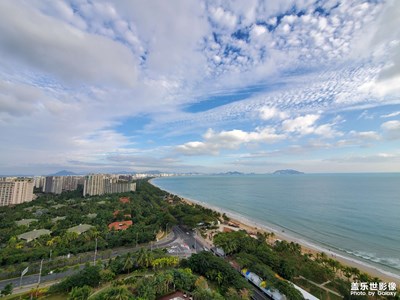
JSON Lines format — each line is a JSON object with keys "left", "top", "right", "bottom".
{"left": 0, "top": 178, "right": 34, "bottom": 206}
{"left": 43, "top": 176, "right": 63, "bottom": 194}
{"left": 34, "top": 176, "right": 45, "bottom": 189}
{"left": 83, "top": 174, "right": 136, "bottom": 196}
{"left": 62, "top": 176, "right": 79, "bottom": 191}
{"left": 83, "top": 174, "right": 105, "bottom": 196}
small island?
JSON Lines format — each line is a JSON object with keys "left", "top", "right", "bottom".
{"left": 273, "top": 169, "right": 304, "bottom": 175}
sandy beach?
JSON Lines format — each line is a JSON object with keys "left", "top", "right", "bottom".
{"left": 179, "top": 196, "right": 400, "bottom": 285}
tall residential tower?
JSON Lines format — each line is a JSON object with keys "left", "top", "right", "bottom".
{"left": 0, "top": 178, "right": 34, "bottom": 206}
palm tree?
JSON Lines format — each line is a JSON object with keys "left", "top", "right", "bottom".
{"left": 164, "top": 272, "right": 174, "bottom": 294}
{"left": 144, "top": 250, "right": 154, "bottom": 268}
{"left": 123, "top": 253, "right": 134, "bottom": 274}
{"left": 136, "top": 248, "right": 146, "bottom": 268}
{"left": 109, "top": 287, "right": 131, "bottom": 300}
{"left": 216, "top": 271, "right": 223, "bottom": 286}
{"left": 342, "top": 266, "right": 353, "bottom": 281}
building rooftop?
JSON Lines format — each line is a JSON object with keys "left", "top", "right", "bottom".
{"left": 119, "top": 197, "right": 130, "bottom": 204}
{"left": 16, "top": 219, "right": 38, "bottom": 226}
{"left": 158, "top": 291, "right": 188, "bottom": 300}
{"left": 67, "top": 224, "right": 94, "bottom": 235}
{"left": 51, "top": 216, "right": 66, "bottom": 223}
{"left": 51, "top": 204, "right": 66, "bottom": 209}
{"left": 24, "top": 206, "right": 41, "bottom": 212}
{"left": 108, "top": 220, "right": 133, "bottom": 231}
{"left": 87, "top": 213, "right": 97, "bottom": 219}
{"left": 18, "top": 229, "right": 52, "bottom": 242}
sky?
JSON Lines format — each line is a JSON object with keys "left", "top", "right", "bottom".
{"left": 0, "top": 0, "right": 400, "bottom": 175}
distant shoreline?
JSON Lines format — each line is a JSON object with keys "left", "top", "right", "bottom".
{"left": 149, "top": 178, "right": 400, "bottom": 285}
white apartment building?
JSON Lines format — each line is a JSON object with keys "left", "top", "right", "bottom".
{"left": 83, "top": 174, "right": 136, "bottom": 197}
{"left": 0, "top": 178, "right": 34, "bottom": 206}
{"left": 83, "top": 174, "right": 106, "bottom": 196}
{"left": 43, "top": 176, "right": 64, "bottom": 194}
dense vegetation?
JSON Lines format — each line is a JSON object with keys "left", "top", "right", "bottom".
{"left": 213, "top": 230, "right": 398, "bottom": 300}
{"left": 0, "top": 181, "right": 219, "bottom": 275}
{"left": 45, "top": 248, "right": 251, "bottom": 300}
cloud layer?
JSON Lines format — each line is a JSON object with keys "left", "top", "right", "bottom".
{"left": 0, "top": 0, "right": 399, "bottom": 174}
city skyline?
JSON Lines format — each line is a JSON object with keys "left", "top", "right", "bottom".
{"left": 1, "top": 0, "right": 400, "bottom": 175}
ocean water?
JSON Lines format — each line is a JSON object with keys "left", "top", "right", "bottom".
{"left": 152, "top": 174, "right": 400, "bottom": 278}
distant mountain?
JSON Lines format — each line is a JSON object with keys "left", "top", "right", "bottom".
{"left": 216, "top": 171, "right": 244, "bottom": 175}
{"left": 273, "top": 169, "right": 304, "bottom": 175}
{"left": 49, "top": 170, "right": 78, "bottom": 176}
{"left": 145, "top": 170, "right": 163, "bottom": 174}
{"left": 113, "top": 171, "right": 136, "bottom": 175}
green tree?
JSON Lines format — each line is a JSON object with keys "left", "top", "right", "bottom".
{"left": 1, "top": 283, "right": 13, "bottom": 296}
{"left": 123, "top": 252, "right": 134, "bottom": 274}
{"left": 68, "top": 285, "right": 92, "bottom": 300}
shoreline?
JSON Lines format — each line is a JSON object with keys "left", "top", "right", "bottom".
{"left": 149, "top": 179, "right": 400, "bottom": 285}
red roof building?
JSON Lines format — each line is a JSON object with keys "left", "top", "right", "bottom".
{"left": 108, "top": 220, "right": 133, "bottom": 231}
{"left": 119, "top": 197, "right": 130, "bottom": 204}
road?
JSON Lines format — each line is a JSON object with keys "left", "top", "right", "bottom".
{"left": 0, "top": 227, "right": 269, "bottom": 299}
{"left": 0, "top": 226, "right": 202, "bottom": 292}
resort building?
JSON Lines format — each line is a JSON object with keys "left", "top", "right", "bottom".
{"left": 18, "top": 229, "right": 52, "bottom": 242}
{"left": 67, "top": 224, "right": 94, "bottom": 235}
{"left": 119, "top": 197, "right": 130, "bottom": 204}
{"left": 0, "top": 178, "right": 34, "bottom": 207}
{"left": 16, "top": 219, "right": 38, "bottom": 227}
{"left": 108, "top": 220, "right": 133, "bottom": 231}
{"left": 51, "top": 216, "right": 66, "bottom": 223}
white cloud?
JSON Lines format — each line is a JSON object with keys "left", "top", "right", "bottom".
{"left": 0, "top": 1, "right": 137, "bottom": 87}
{"left": 281, "top": 114, "right": 343, "bottom": 139}
{"left": 177, "top": 127, "right": 285, "bottom": 155}
{"left": 209, "top": 6, "right": 237, "bottom": 30}
{"left": 381, "top": 111, "right": 400, "bottom": 118}
{"left": 381, "top": 120, "right": 400, "bottom": 139}
{"left": 349, "top": 131, "right": 381, "bottom": 141}
{"left": 282, "top": 114, "right": 320, "bottom": 135}
{"left": 259, "top": 107, "right": 288, "bottom": 120}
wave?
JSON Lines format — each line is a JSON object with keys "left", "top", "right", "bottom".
{"left": 343, "top": 249, "right": 400, "bottom": 271}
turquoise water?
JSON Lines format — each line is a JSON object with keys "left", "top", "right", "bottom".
{"left": 152, "top": 174, "right": 400, "bottom": 277}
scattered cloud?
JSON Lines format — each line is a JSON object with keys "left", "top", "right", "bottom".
{"left": 381, "top": 120, "right": 400, "bottom": 139}
{"left": 282, "top": 114, "right": 320, "bottom": 135}
{"left": 381, "top": 111, "right": 400, "bottom": 118}
{"left": 259, "top": 107, "right": 288, "bottom": 120}
{"left": 349, "top": 131, "right": 381, "bottom": 141}
{"left": 177, "top": 127, "right": 285, "bottom": 156}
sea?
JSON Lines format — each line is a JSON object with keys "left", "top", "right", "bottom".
{"left": 152, "top": 173, "right": 400, "bottom": 279}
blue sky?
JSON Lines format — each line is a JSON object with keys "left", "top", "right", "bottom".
{"left": 0, "top": 0, "right": 399, "bottom": 175}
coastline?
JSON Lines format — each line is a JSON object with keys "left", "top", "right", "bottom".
{"left": 149, "top": 178, "right": 400, "bottom": 285}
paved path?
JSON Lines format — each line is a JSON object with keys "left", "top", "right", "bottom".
{"left": 297, "top": 275, "right": 343, "bottom": 298}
